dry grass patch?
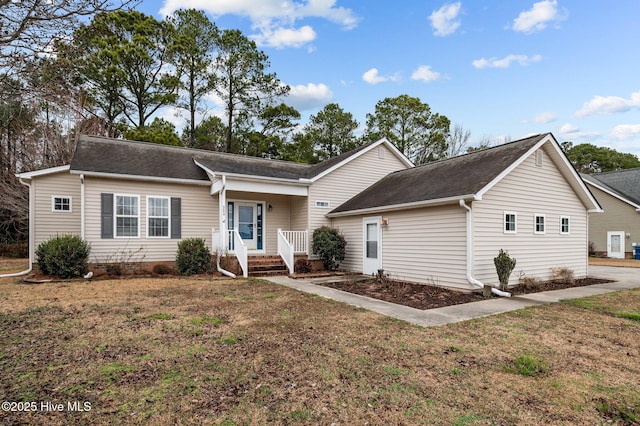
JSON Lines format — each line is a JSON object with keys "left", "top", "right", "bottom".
{"left": 0, "top": 274, "right": 639, "bottom": 425}
{"left": 589, "top": 257, "right": 640, "bottom": 268}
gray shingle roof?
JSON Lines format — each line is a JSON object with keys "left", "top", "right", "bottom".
{"left": 583, "top": 168, "right": 640, "bottom": 206}
{"left": 330, "top": 134, "right": 548, "bottom": 214}
{"left": 70, "top": 135, "right": 381, "bottom": 181}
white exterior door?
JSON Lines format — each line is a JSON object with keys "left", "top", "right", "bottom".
{"left": 236, "top": 203, "right": 257, "bottom": 250}
{"left": 607, "top": 231, "right": 625, "bottom": 259}
{"left": 363, "top": 217, "right": 382, "bottom": 275}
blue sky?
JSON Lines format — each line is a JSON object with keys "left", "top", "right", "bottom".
{"left": 140, "top": 1, "right": 640, "bottom": 156}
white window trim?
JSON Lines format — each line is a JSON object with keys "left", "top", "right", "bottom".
{"left": 503, "top": 211, "right": 517, "bottom": 234}
{"left": 560, "top": 216, "right": 570, "bottom": 235}
{"left": 534, "top": 214, "right": 546, "bottom": 235}
{"left": 114, "top": 194, "right": 140, "bottom": 238}
{"left": 315, "top": 200, "right": 330, "bottom": 208}
{"left": 147, "top": 195, "right": 171, "bottom": 239}
{"left": 51, "top": 195, "right": 72, "bottom": 213}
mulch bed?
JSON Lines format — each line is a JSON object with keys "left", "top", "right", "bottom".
{"left": 317, "top": 277, "right": 614, "bottom": 310}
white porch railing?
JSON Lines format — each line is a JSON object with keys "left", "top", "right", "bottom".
{"left": 231, "top": 230, "right": 248, "bottom": 278}
{"left": 277, "top": 229, "right": 308, "bottom": 275}
{"left": 277, "top": 229, "right": 294, "bottom": 274}
{"left": 210, "top": 228, "right": 247, "bottom": 278}
{"left": 281, "top": 230, "right": 308, "bottom": 253}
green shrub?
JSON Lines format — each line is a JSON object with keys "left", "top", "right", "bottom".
{"left": 35, "top": 235, "right": 90, "bottom": 278}
{"left": 494, "top": 249, "right": 516, "bottom": 291}
{"left": 312, "top": 226, "right": 346, "bottom": 271}
{"left": 175, "top": 238, "right": 212, "bottom": 275}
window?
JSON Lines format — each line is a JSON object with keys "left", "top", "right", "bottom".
{"left": 115, "top": 195, "right": 139, "bottom": 237}
{"left": 534, "top": 214, "right": 546, "bottom": 234}
{"left": 504, "top": 212, "right": 517, "bottom": 233}
{"left": 52, "top": 196, "right": 71, "bottom": 212}
{"left": 147, "top": 196, "right": 169, "bottom": 238}
{"left": 315, "top": 200, "right": 330, "bottom": 208}
{"left": 560, "top": 216, "right": 570, "bottom": 234}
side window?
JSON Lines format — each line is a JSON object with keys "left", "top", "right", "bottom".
{"left": 148, "top": 196, "right": 170, "bottom": 238}
{"left": 52, "top": 196, "right": 72, "bottom": 212}
{"left": 504, "top": 212, "right": 517, "bottom": 234}
{"left": 534, "top": 214, "right": 546, "bottom": 234}
{"left": 560, "top": 216, "right": 570, "bottom": 234}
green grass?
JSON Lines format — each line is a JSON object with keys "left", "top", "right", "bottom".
{"left": 504, "top": 355, "right": 548, "bottom": 377}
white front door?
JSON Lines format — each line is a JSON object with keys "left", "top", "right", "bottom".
{"left": 236, "top": 202, "right": 257, "bottom": 250}
{"left": 363, "top": 217, "right": 382, "bottom": 275}
{"left": 607, "top": 231, "right": 625, "bottom": 259}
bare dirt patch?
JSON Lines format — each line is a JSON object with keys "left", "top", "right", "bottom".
{"left": 1, "top": 273, "right": 639, "bottom": 425}
{"left": 317, "top": 276, "right": 612, "bottom": 310}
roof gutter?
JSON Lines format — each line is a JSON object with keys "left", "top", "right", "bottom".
{"left": 459, "top": 200, "right": 510, "bottom": 297}
{"left": 1, "top": 177, "right": 33, "bottom": 277}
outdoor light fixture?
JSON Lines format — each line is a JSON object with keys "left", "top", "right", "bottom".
{"left": 268, "top": 204, "right": 273, "bottom": 212}
{"left": 381, "top": 218, "right": 389, "bottom": 226}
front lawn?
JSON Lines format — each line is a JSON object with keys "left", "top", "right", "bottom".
{"left": 0, "top": 273, "right": 638, "bottom": 425}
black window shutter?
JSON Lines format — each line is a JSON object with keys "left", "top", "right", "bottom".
{"left": 101, "top": 193, "right": 114, "bottom": 238}
{"left": 171, "top": 197, "right": 181, "bottom": 239}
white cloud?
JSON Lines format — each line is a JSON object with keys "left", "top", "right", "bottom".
{"left": 286, "top": 82, "right": 333, "bottom": 110}
{"left": 472, "top": 54, "right": 542, "bottom": 69}
{"left": 525, "top": 111, "right": 557, "bottom": 124}
{"left": 558, "top": 123, "right": 600, "bottom": 140}
{"left": 512, "top": 0, "right": 567, "bottom": 34}
{"left": 159, "top": 0, "right": 359, "bottom": 48}
{"left": 610, "top": 124, "right": 640, "bottom": 141}
{"left": 411, "top": 65, "right": 442, "bottom": 82}
{"left": 362, "top": 68, "right": 400, "bottom": 85}
{"left": 575, "top": 90, "right": 640, "bottom": 118}
{"left": 253, "top": 25, "right": 316, "bottom": 48}
{"left": 429, "top": 2, "right": 462, "bottom": 36}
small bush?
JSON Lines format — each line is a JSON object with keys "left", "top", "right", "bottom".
{"left": 588, "top": 241, "right": 596, "bottom": 257}
{"left": 518, "top": 276, "right": 544, "bottom": 292}
{"left": 494, "top": 249, "right": 516, "bottom": 291}
{"left": 35, "top": 235, "right": 90, "bottom": 279}
{"left": 312, "top": 226, "right": 346, "bottom": 271}
{"left": 551, "top": 267, "right": 575, "bottom": 284}
{"left": 176, "top": 238, "right": 212, "bottom": 276}
{"left": 294, "top": 258, "right": 312, "bottom": 274}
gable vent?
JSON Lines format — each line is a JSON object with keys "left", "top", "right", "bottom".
{"left": 535, "top": 150, "right": 544, "bottom": 167}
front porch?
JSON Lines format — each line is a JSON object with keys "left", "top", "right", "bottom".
{"left": 212, "top": 227, "right": 309, "bottom": 277}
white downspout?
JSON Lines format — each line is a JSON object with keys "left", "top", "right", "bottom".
{"left": 1, "top": 178, "right": 34, "bottom": 277}
{"left": 80, "top": 174, "right": 85, "bottom": 239}
{"left": 459, "top": 199, "right": 511, "bottom": 297}
{"left": 216, "top": 175, "right": 236, "bottom": 278}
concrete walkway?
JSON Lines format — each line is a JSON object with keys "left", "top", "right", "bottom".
{"left": 267, "top": 265, "right": 640, "bottom": 327}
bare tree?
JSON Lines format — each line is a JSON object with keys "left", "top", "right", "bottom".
{"left": 446, "top": 123, "right": 471, "bottom": 158}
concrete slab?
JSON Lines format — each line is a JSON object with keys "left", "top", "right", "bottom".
{"left": 267, "top": 266, "right": 640, "bottom": 327}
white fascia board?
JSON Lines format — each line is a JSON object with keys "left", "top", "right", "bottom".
{"left": 326, "top": 194, "right": 475, "bottom": 218}
{"left": 225, "top": 179, "right": 308, "bottom": 196}
{"left": 585, "top": 179, "right": 640, "bottom": 211}
{"left": 69, "top": 169, "right": 210, "bottom": 186}
{"left": 309, "top": 138, "right": 414, "bottom": 183}
{"left": 16, "top": 164, "right": 70, "bottom": 179}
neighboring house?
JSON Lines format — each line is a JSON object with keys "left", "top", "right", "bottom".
{"left": 327, "top": 133, "right": 602, "bottom": 290}
{"left": 17, "top": 135, "right": 412, "bottom": 276}
{"left": 581, "top": 169, "right": 640, "bottom": 258}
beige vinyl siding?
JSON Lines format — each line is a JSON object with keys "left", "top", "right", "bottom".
{"left": 289, "top": 196, "right": 307, "bottom": 231}
{"left": 85, "top": 177, "right": 215, "bottom": 262}
{"left": 335, "top": 205, "right": 469, "bottom": 289}
{"left": 226, "top": 191, "right": 293, "bottom": 255}
{"left": 32, "top": 172, "right": 81, "bottom": 249}
{"left": 473, "top": 148, "right": 589, "bottom": 286}
{"left": 587, "top": 185, "right": 640, "bottom": 255}
{"left": 310, "top": 144, "right": 408, "bottom": 233}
